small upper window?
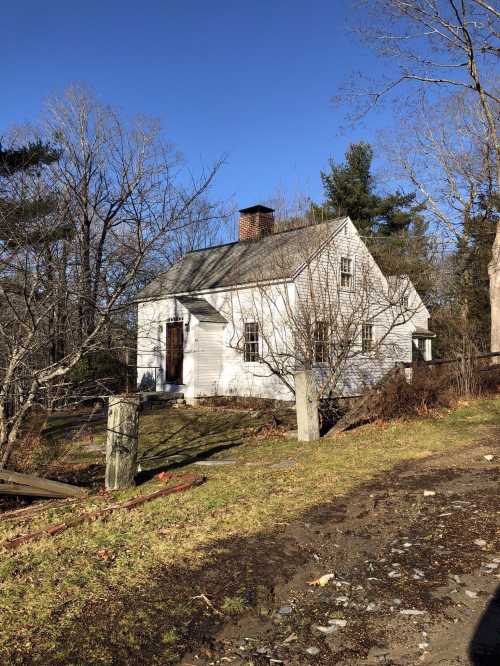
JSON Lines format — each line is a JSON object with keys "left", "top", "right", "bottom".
{"left": 361, "top": 323, "right": 373, "bottom": 353}
{"left": 244, "top": 322, "right": 259, "bottom": 362}
{"left": 401, "top": 295, "right": 409, "bottom": 309}
{"left": 314, "top": 321, "right": 329, "bottom": 363}
{"left": 340, "top": 257, "right": 353, "bottom": 288}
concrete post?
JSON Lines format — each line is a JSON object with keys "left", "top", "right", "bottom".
{"left": 105, "top": 395, "right": 140, "bottom": 490}
{"left": 294, "top": 370, "right": 320, "bottom": 442}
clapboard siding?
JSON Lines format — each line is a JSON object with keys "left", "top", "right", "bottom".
{"left": 137, "top": 217, "right": 432, "bottom": 401}
{"left": 294, "top": 218, "right": 419, "bottom": 395}
{"left": 194, "top": 323, "right": 224, "bottom": 396}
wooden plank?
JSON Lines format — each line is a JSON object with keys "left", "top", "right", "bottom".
{"left": 0, "top": 497, "right": 79, "bottom": 522}
{"left": 1, "top": 473, "right": 205, "bottom": 552}
{"left": 0, "top": 484, "right": 69, "bottom": 498}
{"left": 0, "top": 470, "right": 88, "bottom": 498}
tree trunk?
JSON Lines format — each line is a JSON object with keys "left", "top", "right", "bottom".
{"left": 489, "top": 222, "right": 500, "bottom": 353}
{"left": 80, "top": 218, "right": 95, "bottom": 340}
{"left": 105, "top": 395, "right": 140, "bottom": 490}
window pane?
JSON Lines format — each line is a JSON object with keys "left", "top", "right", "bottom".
{"left": 244, "top": 322, "right": 259, "bottom": 362}
{"left": 340, "top": 257, "right": 353, "bottom": 288}
{"left": 314, "top": 321, "right": 328, "bottom": 363}
{"left": 362, "top": 323, "right": 373, "bottom": 352}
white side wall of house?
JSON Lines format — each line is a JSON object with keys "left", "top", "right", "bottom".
{"left": 407, "top": 284, "right": 432, "bottom": 361}
{"left": 294, "top": 219, "right": 417, "bottom": 395}
{"left": 194, "top": 322, "right": 225, "bottom": 397}
{"left": 137, "top": 297, "right": 199, "bottom": 396}
{"left": 137, "top": 284, "right": 295, "bottom": 400}
{"left": 214, "top": 283, "right": 296, "bottom": 401}
{"left": 408, "top": 288, "right": 430, "bottom": 330}
{"left": 137, "top": 218, "right": 432, "bottom": 400}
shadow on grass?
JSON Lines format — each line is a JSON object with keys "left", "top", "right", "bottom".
{"left": 43, "top": 410, "right": 107, "bottom": 438}
{"left": 43, "top": 407, "right": 265, "bottom": 487}
{"left": 136, "top": 413, "right": 250, "bottom": 484}
{"left": 22, "top": 456, "right": 500, "bottom": 666}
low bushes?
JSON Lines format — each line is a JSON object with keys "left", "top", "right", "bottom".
{"left": 374, "top": 361, "right": 500, "bottom": 421}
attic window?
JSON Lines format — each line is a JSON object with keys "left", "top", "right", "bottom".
{"left": 340, "top": 257, "right": 353, "bottom": 288}
{"left": 244, "top": 322, "right": 259, "bottom": 362}
{"left": 401, "top": 295, "right": 409, "bottom": 309}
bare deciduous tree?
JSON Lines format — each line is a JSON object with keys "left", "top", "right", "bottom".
{"left": 0, "top": 87, "right": 223, "bottom": 467}
{"left": 380, "top": 92, "right": 497, "bottom": 339}
{"left": 343, "top": 0, "right": 499, "bottom": 351}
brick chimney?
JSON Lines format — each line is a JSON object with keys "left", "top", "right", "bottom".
{"left": 239, "top": 205, "right": 275, "bottom": 241}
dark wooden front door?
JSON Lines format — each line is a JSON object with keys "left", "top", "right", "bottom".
{"left": 165, "top": 322, "right": 183, "bottom": 384}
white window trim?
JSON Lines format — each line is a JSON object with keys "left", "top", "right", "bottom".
{"left": 313, "top": 320, "right": 329, "bottom": 365}
{"left": 340, "top": 255, "right": 355, "bottom": 291}
{"left": 361, "top": 322, "right": 374, "bottom": 354}
{"left": 243, "top": 320, "right": 260, "bottom": 364}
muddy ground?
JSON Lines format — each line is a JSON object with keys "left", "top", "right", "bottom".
{"left": 179, "top": 433, "right": 500, "bottom": 666}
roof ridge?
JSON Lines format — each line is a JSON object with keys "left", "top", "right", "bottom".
{"left": 186, "top": 217, "right": 346, "bottom": 255}
{"left": 136, "top": 217, "right": 348, "bottom": 301}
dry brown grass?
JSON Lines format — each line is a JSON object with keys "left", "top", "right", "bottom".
{"left": 0, "top": 397, "right": 498, "bottom": 663}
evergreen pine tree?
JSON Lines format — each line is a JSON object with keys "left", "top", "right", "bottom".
{"left": 321, "top": 141, "right": 422, "bottom": 236}
{"left": 0, "top": 140, "right": 60, "bottom": 242}
{"left": 321, "top": 142, "right": 430, "bottom": 291}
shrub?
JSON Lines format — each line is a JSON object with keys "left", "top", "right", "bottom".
{"left": 374, "top": 366, "right": 454, "bottom": 420}
{"left": 69, "top": 351, "right": 129, "bottom": 396}
{"left": 372, "top": 360, "right": 500, "bottom": 422}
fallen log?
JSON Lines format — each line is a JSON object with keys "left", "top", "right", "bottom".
{"left": 323, "top": 368, "right": 402, "bottom": 437}
{"left": 1, "top": 473, "right": 205, "bottom": 552}
{"left": 323, "top": 392, "right": 375, "bottom": 436}
{"left": 0, "top": 469, "right": 88, "bottom": 499}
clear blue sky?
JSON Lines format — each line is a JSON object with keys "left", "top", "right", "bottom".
{"left": 2, "top": 0, "right": 390, "bottom": 209}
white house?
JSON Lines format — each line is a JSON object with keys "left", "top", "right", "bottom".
{"left": 136, "top": 205, "right": 434, "bottom": 402}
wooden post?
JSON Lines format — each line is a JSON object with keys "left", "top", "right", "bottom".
{"left": 105, "top": 395, "right": 140, "bottom": 491}
{"left": 295, "top": 370, "right": 320, "bottom": 442}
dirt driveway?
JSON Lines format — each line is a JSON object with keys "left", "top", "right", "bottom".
{"left": 181, "top": 432, "right": 500, "bottom": 665}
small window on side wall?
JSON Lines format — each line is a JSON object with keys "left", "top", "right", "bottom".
{"left": 314, "top": 321, "right": 329, "bottom": 363}
{"left": 340, "top": 257, "right": 353, "bottom": 288}
{"left": 361, "top": 323, "right": 373, "bottom": 353}
{"left": 244, "top": 322, "right": 259, "bottom": 362}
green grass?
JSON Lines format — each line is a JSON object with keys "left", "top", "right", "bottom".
{"left": 0, "top": 397, "right": 499, "bottom": 664}
{"left": 221, "top": 595, "right": 248, "bottom": 616}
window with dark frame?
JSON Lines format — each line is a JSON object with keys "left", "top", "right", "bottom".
{"left": 314, "top": 321, "right": 329, "bottom": 363}
{"left": 401, "top": 295, "right": 409, "bottom": 309}
{"left": 340, "top": 256, "right": 353, "bottom": 288}
{"left": 361, "top": 323, "right": 373, "bottom": 353}
{"left": 243, "top": 322, "right": 259, "bottom": 362}
{"left": 418, "top": 337, "right": 426, "bottom": 357}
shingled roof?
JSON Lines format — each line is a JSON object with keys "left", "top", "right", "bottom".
{"left": 137, "top": 217, "right": 347, "bottom": 300}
